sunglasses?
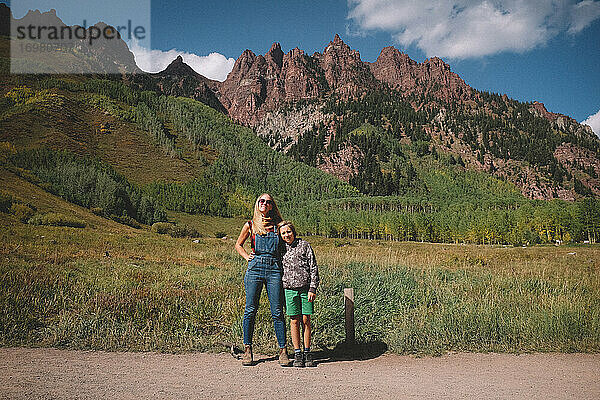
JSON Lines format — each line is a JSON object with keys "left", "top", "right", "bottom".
{"left": 258, "top": 198, "right": 273, "bottom": 205}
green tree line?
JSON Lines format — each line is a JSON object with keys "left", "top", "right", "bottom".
{"left": 292, "top": 196, "right": 600, "bottom": 245}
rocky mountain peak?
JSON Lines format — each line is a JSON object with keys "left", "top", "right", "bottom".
{"left": 319, "top": 34, "right": 372, "bottom": 97}
{"left": 20, "top": 7, "right": 65, "bottom": 29}
{"left": 376, "top": 46, "right": 415, "bottom": 65}
{"left": 370, "top": 48, "right": 472, "bottom": 102}
{"left": 159, "top": 55, "right": 198, "bottom": 78}
{"left": 229, "top": 49, "right": 257, "bottom": 78}
{"left": 424, "top": 56, "right": 450, "bottom": 69}
{"left": 531, "top": 101, "right": 561, "bottom": 121}
{"left": 324, "top": 33, "right": 356, "bottom": 57}
{"left": 138, "top": 53, "right": 224, "bottom": 113}
{"left": 288, "top": 47, "right": 305, "bottom": 59}
{"left": 266, "top": 42, "right": 284, "bottom": 68}
{"left": 8, "top": 4, "right": 138, "bottom": 74}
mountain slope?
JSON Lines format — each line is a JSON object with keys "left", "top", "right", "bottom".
{"left": 170, "top": 34, "right": 598, "bottom": 201}
{"left": 0, "top": 165, "right": 143, "bottom": 232}
{"left": 0, "top": 80, "right": 206, "bottom": 185}
{"left": 130, "top": 56, "right": 227, "bottom": 114}
{"left": 0, "top": 63, "right": 360, "bottom": 217}
{"left": 6, "top": 5, "right": 139, "bottom": 74}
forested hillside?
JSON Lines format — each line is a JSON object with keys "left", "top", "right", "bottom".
{"left": 2, "top": 72, "right": 599, "bottom": 245}
{"left": 284, "top": 88, "right": 599, "bottom": 200}
{"left": 1, "top": 20, "right": 599, "bottom": 245}
{"left": 0, "top": 73, "right": 359, "bottom": 221}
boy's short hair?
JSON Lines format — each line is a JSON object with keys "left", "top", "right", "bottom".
{"left": 279, "top": 220, "right": 296, "bottom": 237}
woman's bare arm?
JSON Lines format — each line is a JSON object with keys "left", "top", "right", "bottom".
{"left": 235, "top": 222, "right": 253, "bottom": 261}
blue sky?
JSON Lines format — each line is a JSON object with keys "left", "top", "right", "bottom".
{"left": 5, "top": 1, "right": 600, "bottom": 134}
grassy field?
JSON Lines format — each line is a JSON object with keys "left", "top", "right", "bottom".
{"left": 1, "top": 173, "right": 599, "bottom": 355}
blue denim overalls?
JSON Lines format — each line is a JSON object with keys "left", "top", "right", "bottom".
{"left": 243, "top": 225, "right": 286, "bottom": 348}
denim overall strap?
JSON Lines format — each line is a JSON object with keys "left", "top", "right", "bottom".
{"left": 253, "top": 225, "right": 279, "bottom": 257}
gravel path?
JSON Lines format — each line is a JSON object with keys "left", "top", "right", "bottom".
{"left": 1, "top": 348, "right": 599, "bottom": 399}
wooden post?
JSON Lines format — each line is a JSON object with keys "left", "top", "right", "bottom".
{"left": 344, "top": 288, "right": 355, "bottom": 345}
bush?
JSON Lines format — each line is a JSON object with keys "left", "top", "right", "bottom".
{"left": 151, "top": 222, "right": 200, "bottom": 238}
{"left": 169, "top": 224, "right": 200, "bottom": 238}
{"left": 28, "top": 213, "right": 86, "bottom": 228}
{"left": 10, "top": 203, "right": 35, "bottom": 222}
{"left": 0, "top": 142, "right": 17, "bottom": 165}
{"left": 0, "top": 96, "right": 14, "bottom": 115}
{"left": 151, "top": 222, "right": 174, "bottom": 234}
{"left": 90, "top": 207, "right": 104, "bottom": 216}
{"left": 0, "top": 192, "right": 14, "bottom": 213}
{"left": 4, "top": 86, "right": 35, "bottom": 105}
{"left": 111, "top": 214, "right": 142, "bottom": 229}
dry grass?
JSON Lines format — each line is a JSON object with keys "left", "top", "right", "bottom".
{"left": 1, "top": 203, "right": 599, "bottom": 355}
{"left": 311, "top": 237, "right": 599, "bottom": 283}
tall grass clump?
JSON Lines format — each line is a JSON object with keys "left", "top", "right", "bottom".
{"left": 28, "top": 212, "right": 86, "bottom": 228}
{"left": 0, "top": 253, "right": 246, "bottom": 352}
{"left": 312, "top": 262, "right": 600, "bottom": 355}
{"left": 2, "top": 256, "right": 598, "bottom": 355}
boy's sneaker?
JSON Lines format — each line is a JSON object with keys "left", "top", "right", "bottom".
{"left": 293, "top": 351, "right": 304, "bottom": 367}
{"left": 304, "top": 351, "right": 316, "bottom": 367}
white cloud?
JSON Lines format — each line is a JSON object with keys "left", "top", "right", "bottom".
{"left": 347, "top": 0, "right": 600, "bottom": 59}
{"left": 582, "top": 109, "right": 600, "bottom": 137}
{"left": 128, "top": 40, "right": 235, "bottom": 82}
{"left": 568, "top": 0, "right": 600, "bottom": 33}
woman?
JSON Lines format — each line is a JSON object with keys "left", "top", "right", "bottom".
{"left": 235, "top": 193, "right": 289, "bottom": 366}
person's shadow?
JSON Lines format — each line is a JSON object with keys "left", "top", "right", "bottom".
{"left": 228, "top": 341, "right": 388, "bottom": 366}
{"left": 309, "top": 340, "right": 388, "bottom": 364}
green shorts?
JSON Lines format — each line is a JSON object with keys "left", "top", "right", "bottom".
{"left": 284, "top": 288, "right": 314, "bottom": 316}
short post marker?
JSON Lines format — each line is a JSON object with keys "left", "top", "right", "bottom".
{"left": 344, "top": 288, "right": 355, "bottom": 345}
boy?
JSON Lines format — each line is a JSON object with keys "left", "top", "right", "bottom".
{"left": 279, "top": 221, "right": 319, "bottom": 367}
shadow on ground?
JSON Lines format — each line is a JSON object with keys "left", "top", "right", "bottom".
{"left": 312, "top": 341, "right": 388, "bottom": 364}
{"left": 226, "top": 340, "right": 388, "bottom": 366}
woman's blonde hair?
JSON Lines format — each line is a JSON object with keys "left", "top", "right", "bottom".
{"left": 251, "top": 193, "right": 283, "bottom": 235}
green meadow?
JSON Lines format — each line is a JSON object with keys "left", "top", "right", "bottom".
{"left": 1, "top": 205, "right": 598, "bottom": 355}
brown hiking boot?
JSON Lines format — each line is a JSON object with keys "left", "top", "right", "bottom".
{"left": 278, "top": 348, "right": 290, "bottom": 366}
{"left": 242, "top": 345, "right": 253, "bottom": 366}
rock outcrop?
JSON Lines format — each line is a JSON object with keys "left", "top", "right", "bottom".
{"left": 368, "top": 46, "right": 474, "bottom": 103}
{"left": 208, "top": 36, "right": 478, "bottom": 125}
{"left": 151, "top": 34, "right": 600, "bottom": 201}
{"left": 154, "top": 35, "right": 478, "bottom": 125}
{"left": 212, "top": 35, "right": 383, "bottom": 124}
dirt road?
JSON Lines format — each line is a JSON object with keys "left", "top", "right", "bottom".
{"left": 1, "top": 347, "right": 599, "bottom": 399}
